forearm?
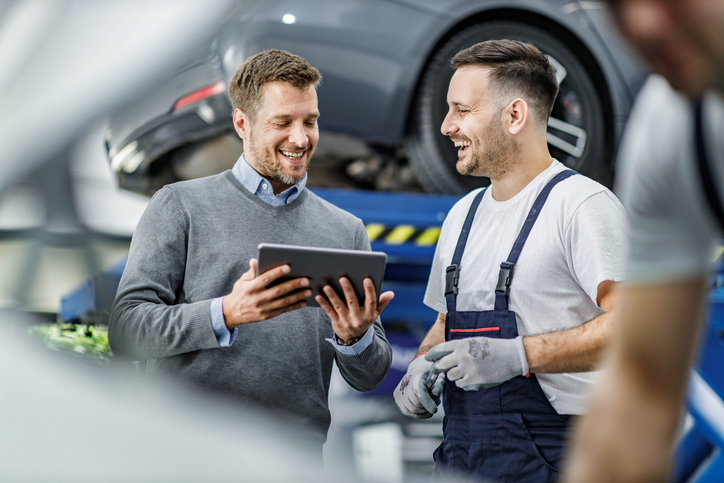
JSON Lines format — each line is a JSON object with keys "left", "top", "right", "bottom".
{"left": 336, "top": 319, "right": 392, "bottom": 392}
{"left": 564, "top": 278, "right": 708, "bottom": 482}
{"left": 564, "top": 349, "right": 684, "bottom": 483}
{"left": 416, "top": 313, "right": 446, "bottom": 357}
{"left": 109, "top": 294, "right": 218, "bottom": 361}
{"left": 525, "top": 280, "right": 617, "bottom": 373}
{"left": 523, "top": 310, "right": 613, "bottom": 373}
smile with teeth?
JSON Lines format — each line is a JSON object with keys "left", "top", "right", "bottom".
{"left": 280, "top": 150, "right": 304, "bottom": 160}
{"left": 453, "top": 140, "right": 471, "bottom": 148}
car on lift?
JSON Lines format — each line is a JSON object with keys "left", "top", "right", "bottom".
{"left": 106, "top": 0, "right": 647, "bottom": 195}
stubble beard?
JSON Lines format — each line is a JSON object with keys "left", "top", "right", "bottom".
{"left": 456, "top": 113, "right": 520, "bottom": 181}
{"left": 247, "top": 131, "right": 312, "bottom": 186}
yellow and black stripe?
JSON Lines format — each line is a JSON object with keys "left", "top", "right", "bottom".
{"left": 367, "top": 229, "right": 724, "bottom": 261}
{"left": 366, "top": 223, "right": 441, "bottom": 246}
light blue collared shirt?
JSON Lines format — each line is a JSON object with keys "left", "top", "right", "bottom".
{"left": 232, "top": 152, "right": 307, "bottom": 205}
{"left": 210, "top": 154, "right": 373, "bottom": 355}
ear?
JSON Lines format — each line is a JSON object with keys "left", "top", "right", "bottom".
{"left": 505, "top": 98, "right": 528, "bottom": 135}
{"left": 233, "top": 108, "right": 250, "bottom": 141}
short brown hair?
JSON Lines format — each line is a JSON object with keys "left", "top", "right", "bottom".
{"left": 451, "top": 40, "right": 558, "bottom": 126}
{"left": 228, "top": 49, "right": 321, "bottom": 121}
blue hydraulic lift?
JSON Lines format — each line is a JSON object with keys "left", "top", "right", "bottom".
{"left": 60, "top": 188, "right": 461, "bottom": 325}
{"left": 58, "top": 187, "right": 724, "bottom": 472}
{"left": 59, "top": 187, "right": 462, "bottom": 394}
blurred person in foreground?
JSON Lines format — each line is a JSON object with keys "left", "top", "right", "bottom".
{"left": 109, "top": 49, "right": 393, "bottom": 456}
{"left": 563, "top": 1, "right": 724, "bottom": 482}
{"left": 393, "top": 39, "right": 627, "bottom": 482}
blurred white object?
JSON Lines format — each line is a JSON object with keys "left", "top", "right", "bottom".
{"left": 0, "top": 314, "right": 336, "bottom": 482}
{"left": 0, "top": 0, "right": 229, "bottom": 312}
{"left": 353, "top": 423, "right": 404, "bottom": 483}
{"left": 0, "top": 2, "right": 361, "bottom": 481}
{"left": 0, "top": 0, "right": 230, "bottom": 192}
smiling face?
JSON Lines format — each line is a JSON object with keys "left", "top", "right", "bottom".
{"left": 610, "top": 0, "right": 724, "bottom": 96}
{"left": 440, "top": 66, "right": 520, "bottom": 180}
{"left": 234, "top": 81, "right": 319, "bottom": 192}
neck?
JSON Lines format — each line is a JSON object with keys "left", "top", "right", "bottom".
{"left": 269, "top": 179, "right": 293, "bottom": 195}
{"left": 489, "top": 148, "right": 553, "bottom": 202}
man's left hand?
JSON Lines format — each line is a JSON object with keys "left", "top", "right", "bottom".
{"left": 426, "top": 336, "right": 529, "bottom": 391}
{"left": 316, "top": 277, "right": 394, "bottom": 342}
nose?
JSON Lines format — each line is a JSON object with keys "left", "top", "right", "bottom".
{"left": 288, "top": 122, "right": 308, "bottom": 147}
{"left": 441, "top": 109, "right": 457, "bottom": 137}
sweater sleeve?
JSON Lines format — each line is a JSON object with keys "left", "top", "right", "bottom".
{"left": 108, "top": 187, "right": 220, "bottom": 360}
{"left": 334, "top": 219, "right": 392, "bottom": 392}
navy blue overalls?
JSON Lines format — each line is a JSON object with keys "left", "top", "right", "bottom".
{"left": 433, "top": 170, "right": 576, "bottom": 483}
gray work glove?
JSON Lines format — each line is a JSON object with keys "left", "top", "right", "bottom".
{"left": 394, "top": 355, "right": 445, "bottom": 418}
{"left": 426, "top": 336, "right": 529, "bottom": 391}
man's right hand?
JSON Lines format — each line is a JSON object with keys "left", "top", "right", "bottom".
{"left": 222, "top": 258, "right": 312, "bottom": 329}
{"left": 394, "top": 354, "right": 444, "bottom": 419}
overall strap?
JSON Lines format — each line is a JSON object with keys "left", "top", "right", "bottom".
{"left": 445, "top": 188, "right": 487, "bottom": 314}
{"left": 694, "top": 99, "right": 724, "bottom": 233}
{"left": 494, "top": 169, "right": 578, "bottom": 310}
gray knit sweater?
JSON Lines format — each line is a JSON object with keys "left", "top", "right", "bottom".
{"left": 109, "top": 171, "right": 392, "bottom": 442}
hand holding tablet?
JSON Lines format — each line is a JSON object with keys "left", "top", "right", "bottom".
{"left": 316, "top": 275, "right": 395, "bottom": 343}
{"left": 257, "top": 243, "right": 394, "bottom": 343}
{"left": 221, "top": 258, "right": 312, "bottom": 330}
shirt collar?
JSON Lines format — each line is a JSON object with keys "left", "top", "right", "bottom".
{"left": 231, "top": 153, "right": 307, "bottom": 205}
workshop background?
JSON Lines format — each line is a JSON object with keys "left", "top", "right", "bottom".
{"left": 0, "top": 1, "right": 649, "bottom": 481}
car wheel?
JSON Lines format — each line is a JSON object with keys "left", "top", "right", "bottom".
{"left": 406, "top": 21, "right": 608, "bottom": 194}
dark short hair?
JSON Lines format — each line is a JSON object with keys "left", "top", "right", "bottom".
{"left": 452, "top": 39, "right": 558, "bottom": 125}
{"left": 228, "top": 49, "right": 321, "bottom": 121}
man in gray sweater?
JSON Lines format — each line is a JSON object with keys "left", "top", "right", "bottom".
{"left": 109, "top": 50, "right": 394, "bottom": 452}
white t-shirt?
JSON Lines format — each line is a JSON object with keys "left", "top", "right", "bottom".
{"left": 615, "top": 75, "right": 724, "bottom": 283}
{"left": 424, "top": 160, "right": 628, "bottom": 415}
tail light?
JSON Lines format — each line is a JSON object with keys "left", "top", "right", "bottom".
{"left": 172, "top": 81, "right": 226, "bottom": 111}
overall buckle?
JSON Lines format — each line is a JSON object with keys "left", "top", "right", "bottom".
{"left": 445, "top": 264, "right": 460, "bottom": 296}
{"left": 495, "top": 261, "right": 515, "bottom": 296}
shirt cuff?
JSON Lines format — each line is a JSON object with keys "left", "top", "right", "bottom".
{"left": 325, "top": 325, "right": 374, "bottom": 355}
{"left": 210, "top": 296, "right": 237, "bottom": 347}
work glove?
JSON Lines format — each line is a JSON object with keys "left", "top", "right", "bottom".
{"left": 426, "top": 336, "right": 529, "bottom": 391}
{"left": 394, "top": 355, "right": 445, "bottom": 418}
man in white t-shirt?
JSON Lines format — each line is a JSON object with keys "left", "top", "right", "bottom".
{"left": 393, "top": 39, "right": 627, "bottom": 482}
{"left": 564, "top": 2, "right": 724, "bottom": 482}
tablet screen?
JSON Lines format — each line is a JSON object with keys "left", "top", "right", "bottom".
{"left": 257, "top": 243, "right": 387, "bottom": 308}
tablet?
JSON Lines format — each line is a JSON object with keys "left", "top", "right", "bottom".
{"left": 257, "top": 243, "right": 387, "bottom": 308}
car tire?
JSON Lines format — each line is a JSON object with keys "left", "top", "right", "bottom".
{"left": 406, "top": 21, "right": 609, "bottom": 194}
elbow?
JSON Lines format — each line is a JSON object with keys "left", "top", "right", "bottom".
{"left": 107, "top": 305, "right": 141, "bottom": 360}
{"left": 107, "top": 328, "right": 125, "bottom": 358}
{"left": 351, "top": 371, "right": 388, "bottom": 393}
{"left": 352, "top": 345, "right": 393, "bottom": 393}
